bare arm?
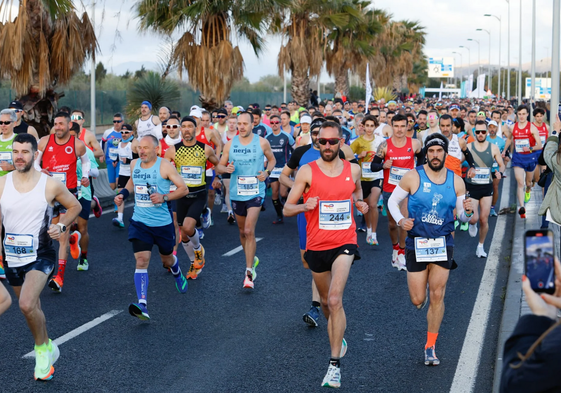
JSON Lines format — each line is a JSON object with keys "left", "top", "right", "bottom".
{"left": 27, "top": 125, "right": 39, "bottom": 140}
{"left": 163, "top": 145, "right": 176, "bottom": 162}
{"left": 205, "top": 144, "right": 227, "bottom": 174}
{"left": 47, "top": 179, "right": 82, "bottom": 239}
{"left": 279, "top": 165, "right": 295, "bottom": 188}
{"left": 210, "top": 129, "right": 223, "bottom": 157}
{"left": 161, "top": 159, "right": 188, "bottom": 200}
{"left": 492, "top": 144, "right": 506, "bottom": 174}
{"left": 531, "top": 124, "right": 543, "bottom": 151}
{"left": 86, "top": 131, "right": 104, "bottom": 158}
{"left": 283, "top": 165, "right": 314, "bottom": 217}
{"left": 261, "top": 138, "right": 276, "bottom": 174}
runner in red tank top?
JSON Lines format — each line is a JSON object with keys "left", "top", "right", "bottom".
{"left": 284, "top": 120, "right": 368, "bottom": 389}
{"left": 36, "top": 111, "right": 90, "bottom": 293}
{"left": 370, "top": 114, "right": 422, "bottom": 270}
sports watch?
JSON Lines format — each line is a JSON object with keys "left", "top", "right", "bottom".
{"left": 163, "top": 194, "right": 169, "bottom": 202}
{"left": 56, "top": 223, "right": 67, "bottom": 233}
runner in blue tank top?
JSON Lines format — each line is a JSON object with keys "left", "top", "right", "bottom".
{"left": 114, "top": 134, "right": 190, "bottom": 321}
{"left": 387, "top": 133, "right": 474, "bottom": 368}
{"left": 218, "top": 112, "right": 276, "bottom": 290}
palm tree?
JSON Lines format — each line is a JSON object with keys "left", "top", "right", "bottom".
{"left": 136, "top": 0, "right": 284, "bottom": 109}
{"left": 126, "top": 71, "right": 180, "bottom": 120}
{"left": 276, "top": 0, "right": 346, "bottom": 106}
{"left": 324, "top": 1, "right": 381, "bottom": 96}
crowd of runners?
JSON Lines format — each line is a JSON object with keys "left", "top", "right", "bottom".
{"left": 0, "top": 96, "right": 558, "bottom": 388}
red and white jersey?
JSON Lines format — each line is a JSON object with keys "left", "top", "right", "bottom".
{"left": 512, "top": 122, "right": 536, "bottom": 155}
{"left": 42, "top": 134, "right": 78, "bottom": 189}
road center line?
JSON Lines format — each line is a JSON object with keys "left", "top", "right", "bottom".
{"left": 449, "top": 174, "right": 510, "bottom": 392}
{"left": 223, "top": 238, "right": 263, "bottom": 256}
{"left": 23, "top": 309, "right": 123, "bottom": 359}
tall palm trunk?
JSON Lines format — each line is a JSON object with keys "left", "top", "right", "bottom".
{"left": 291, "top": 67, "right": 309, "bottom": 106}
{"left": 334, "top": 69, "right": 349, "bottom": 97}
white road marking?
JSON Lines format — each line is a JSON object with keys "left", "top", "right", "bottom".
{"left": 23, "top": 310, "right": 123, "bottom": 359}
{"left": 223, "top": 238, "right": 263, "bottom": 256}
{"left": 449, "top": 174, "right": 510, "bottom": 392}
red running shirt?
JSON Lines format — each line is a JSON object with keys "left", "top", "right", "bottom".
{"left": 304, "top": 160, "right": 357, "bottom": 251}
{"left": 42, "top": 134, "right": 78, "bottom": 189}
{"left": 196, "top": 127, "right": 215, "bottom": 170}
{"left": 383, "top": 137, "right": 415, "bottom": 193}
{"left": 512, "top": 122, "right": 536, "bottom": 155}
{"left": 533, "top": 122, "right": 548, "bottom": 147}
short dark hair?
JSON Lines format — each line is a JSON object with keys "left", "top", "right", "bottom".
{"left": 252, "top": 108, "right": 262, "bottom": 117}
{"left": 54, "top": 111, "right": 71, "bottom": 121}
{"left": 363, "top": 115, "right": 379, "bottom": 128}
{"left": 70, "top": 122, "right": 81, "bottom": 133}
{"left": 320, "top": 120, "right": 342, "bottom": 137}
{"left": 269, "top": 115, "right": 280, "bottom": 121}
{"left": 533, "top": 107, "right": 546, "bottom": 117}
{"left": 280, "top": 111, "right": 291, "bottom": 118}
{"left": 516, "top": 104, "right": 529, "bottom": 113}
{"left": 417, "top": 110, "right": 428, "bottom": 117}
{"left": 391, "top": 114, "right": 407, "bottom": 125}
{"left": 72, "top": 109, "right": 85, "bottom": 118}
{"left": 406, "top": 113, "right": 416, "bottom": 121}
{"left": 171, "top": 111, "right": 181, "bottom": 118}
{"left": 468, "top": 110, "right": 476, "bottom": 115}
{"left": 59, "top": 106, "right": 71, "bottom": 114}
{"left": 491, "top": 110, "right": 502, "bottom": 118}
{"left": 475, "top": 120, "right": 487, "bottom": 127}
{"left": 439, "top": 114, "right": 453, "bottom": 124}
{"left": 217, "top": 108, "right": 228, "bottom": 115}
{"left": 238, "top": 111, "right": 253, "bottom": 123}
{"left": 13, "top": 133, "right": 37, "bottom": 153}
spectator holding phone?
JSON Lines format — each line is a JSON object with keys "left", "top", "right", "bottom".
{"left": 500, "top": 257, "right": 561, "bottom": 392}
{"left": 538, "top": 114, "right": 561, "bottom": 236}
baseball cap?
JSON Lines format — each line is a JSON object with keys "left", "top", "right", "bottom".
{"left": 450, "top": 104, "right": 460, "bottom": 111}
{"left": 9, "top": 100, "right": 23, "bottom": 110}
{"left": 488, "top": 120, "right": 498, "bottom": 127}
{"left": 189, "top": 106, "right": 203, "bottom": 118}
{"left": 300, "top": 114, "right": 312, "bottom": 124}
{"left": 477, "top": 111, "right": 486, "bottom": 117}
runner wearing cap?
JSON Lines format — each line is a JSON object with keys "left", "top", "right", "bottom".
{"left": 8, "top": 101, "right": 39, "bottom": 139}
{"left": 102, "top": 113, "right": 124, "bottom": 194}
{"left": 486, "top": 120, "right": 506, "bottom": 217}
{"left": 134, "top": 101, "right": 163, "bottom": 140}
{"left": 296, "top": 114, "right": 313, "bottom": 146}
{"left": 113, "top": 124, "right": 139, "bottom": 228}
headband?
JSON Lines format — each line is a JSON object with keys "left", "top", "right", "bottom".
{"left": 141, "top": 101, "right": 152, "bottom": 110}
{"left": 181, "top": 116, "right": 197, "bottom": 128}
{"left": 425, "top": 136, "right": 448, "bottom": 153}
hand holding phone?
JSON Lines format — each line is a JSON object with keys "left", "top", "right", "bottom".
{"left": 524, "top": 229, "right": 556, "bottom": 294}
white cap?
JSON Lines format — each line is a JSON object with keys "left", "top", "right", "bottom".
{"left": 300, "top": 115, "right": 312, "bottom": 124}
{"left": 189, "top": 107, "right": 203, "bottom": 119}
{"left": 488, "top": 120, "right": 498, "bottom": 127}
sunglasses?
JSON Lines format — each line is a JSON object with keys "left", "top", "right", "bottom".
{"left": 0, "top": 121, "right": 12, "bottom": 125}
{"left": 265, "top": 108, "right": 271, "bottom": 111}
{"left": 318, "top": 138, "right": 341, "bottom": 145}
{"left": 408, "top": 120, "right": 415, "bottom": 123}
{"left": 10, "top": 109, "right": 22, "bottom": 113}
{"left": 165, "top": 124, "right": 179, "bottom": 129}
{"left": 113, "top": 120, "right": 123, "bottom": 123}
{"left": 311, "top": 131, "right": 320, "bottom": 136}
{"left": 270, "top": 121, "right": 280, "bottom": 125}
{"left": 217, "top": 115, "right": 226, "bottom": 119}
{"left": 71, "top": 115, "right": 83, "bottom": 121}
{"left": 475, "top": 130, "right": 487, "bottom": 134}
{"left": 372, "top": 115, "right": 379, "bottom": 118}
{"left": 121, "top": 130, "right": 132, "bottom": 134}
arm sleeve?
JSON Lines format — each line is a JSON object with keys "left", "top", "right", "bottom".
{"left": 287, "top": 146, "right": 306, "bottom": 169}
{"left": 80, "top": 152, "right": 91, "bottom": 178}
{"left": 462, "top": 146, "right": 476, "bottom": 168}
{"left": 89, "top": 166, "right": 100, "bottom": 177}
{"left": 132, "top": 152, "right": 139, "bottom": 160}
{"left": 415, "top": 146, "right": 426, "bottom": 166}
{"left": 370, "top": 155, "right": 384, "bottom": 172}
{"left": 34, "top": 150, "right": 43, "bottom": 172}
{"left": 456, "top": 194, "right": 470, "bottom": 222}
{"left": 387, "top": 186, "right": 408, "bottom": 225}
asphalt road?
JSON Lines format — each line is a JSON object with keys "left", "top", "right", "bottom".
{"left": 0, "top": 183, "right": 515, "bottom": 392}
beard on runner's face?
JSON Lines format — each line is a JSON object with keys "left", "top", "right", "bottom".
{"left": 320, "top": 145, "right": 339, "bottom": 162}
{"left": 427, "top": 155, "right": 445, "bottom": 171}
{"left": 16, "top": 159, "right": 33, "bottom": 173}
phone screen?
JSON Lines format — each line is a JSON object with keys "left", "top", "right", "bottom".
{"left": 525, "top": 230, "right": 556, "bottom": 294}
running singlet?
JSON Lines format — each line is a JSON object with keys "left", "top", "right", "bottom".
{"left": 465, "top": 142, "right": 494, "bottom": 185}
{"left": 173, "top": 141, "right": 207, "bottom": 192}
{"left": 444, "top": 134, "right": 463, "bottom": 176}
{"left": 77, "top": 148, "right": 98, "bottom": 201}
{"left": 304, "top": 160, "right": 357, "bottom": 251}
{"left": 487, "top": 136, "right": 506, "bottom": 173}
{"left": 0, "top": 133, "right": 15, "bottom": 177}
{"left": 118, "top": 142, "right": 133, "bottom": 177}
{"left": 13, "top": 120, "right": 29, "bottom": 135}
{"left": 383, "top": 137, "right": 415, "bottom": 193}
{"left": 266, "top": 131, "right": 294, "bottom": 177}
{"left": 533, "top": 122, "right": 548, "bottom": 148}
{"left": 229, "top": 134, "right": 265, "bottom": 201}
{"left": 42, "top": 134, "right": 78, "bottom": 189}
{"left": 137, "top": 115, "right": 162, "bottom": 139}
{"left": 350, "top": 135, "right": 385, "bottom": 181}
{"left": 131, "top": 157, "right": 172, "bottom": 226}
{"left": 78, "top": 129, "right": 94, "bottom": 152}
{"left": 0, "top": 172, "right": 56, "bottom": 267}
{"left": 512, "top": 122, "right": 536, "bottom": 155}
{"left": 406, "top": 166, "right": 456, "bottom": 249}
{"left": 196, "top": 127, "right": 216, "bottom": 171}
{"left": 103, "top": 129, "right": 121, "bottom": 162}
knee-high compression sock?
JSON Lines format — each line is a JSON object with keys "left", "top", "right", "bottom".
{"left": 272, "top": 199, "right": 283, "bottom": 218}
{"left": 187, "top": 229, "right": 201, "bottom": 250}
{"left": 425, "top": 331, "right": 438, "bottom": 349}
{"left": 134, "top": 269, "right": 149, "bottom": 305}
{"left": 181, "top": 240, "right": 195, "bottom": 262}
{"left": 58, "top": 259, "right": 67, "bottom": 279}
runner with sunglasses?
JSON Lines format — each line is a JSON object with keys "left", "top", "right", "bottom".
{"left": 102, "top": 113, "right": 124, "bottom": 193}
{"left": 284, "top": 120, "right": 367, "bottom": 388}
{"left": 70, "top": 110, "right": 104, "bottom": 161}
{"left": 213, "top": 108, "right": 229, "bottom": 135}
{"left": 8, "top": 100, "right": 39, "bottom": 139}
{"left": 112, "top": 124, "right": 139, "bottom": 228}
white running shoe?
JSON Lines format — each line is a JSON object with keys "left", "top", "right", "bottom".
{"left": 397, "top": 253, "right": 407, "bottom": 271}
{"left": 340, "top": 338, "right": 347, "bottom": 358}
{"left": 321, "top": 364, "right": 341, "bottom": 388}
{"left": 476, "top": 245, "right": 488, "bottom": 258}
{"left": 391, "top": 249, "right": 399, "bottom": 268}
{"left": 468, "top": 223, "right": 478, "bottom": 238}
{"left": 220, "top": 204, "right": 228, "bottom": 213}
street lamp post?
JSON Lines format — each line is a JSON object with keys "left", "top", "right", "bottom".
{"left": 452, "top": 51, "right": 463, "bottom": 85}
{"left": 468, "top": 38, "right": 481, "bottom": 78}
{"left": 518, "top": 0, "right": 522, "bottom": 105}
{"left": 506, "top": 0, "right": 510, "bottom": 100}
{"left": 552, "top": 0, "right": 560, "bottom": 119}
{"left": 459, "top": 46, "right": 471, "bottom": 77}
{"left": 485, "top": 14, "right": 502, "bottom": 98}
{"left": 476, "top": 28, "right": 491, "bottom": 92}
{"left": 530, "top": 0, "right": 536, "bottom": 119}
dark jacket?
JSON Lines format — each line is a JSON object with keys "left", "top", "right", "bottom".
{"left": 500, "top": 314, "right": 561, "bottom": 393}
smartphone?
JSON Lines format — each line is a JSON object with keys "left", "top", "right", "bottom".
{"left": 524, "top": 229, "right": 556, "bottom": 294}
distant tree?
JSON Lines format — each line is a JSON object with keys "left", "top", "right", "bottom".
{"left": 121, "top": 70, "right": 132, "bottom": 80}
{"left": 134, "top": 65, "right": 147, "bottom": 79}
{"left": 95, "top": 62, "right": 107, "bottom": 83}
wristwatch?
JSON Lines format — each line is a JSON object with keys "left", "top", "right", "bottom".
{"left": 163, "top": 194, "right": 169, "bottom": 202}
{"left": 265, "top": 169, "right": 271, "bottom": 175}
{"left": 56, "top": 223, "right": 67, "bottom": 233}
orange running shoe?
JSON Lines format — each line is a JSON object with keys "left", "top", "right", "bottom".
{"left": 186, "top": 263, "right": 198, "bottom": 280}
{"left": 0, "top": 257, "right": 5, "bottom": 279}
{"left": 193, "top": 245, "right": 205, "bottom": 269}
{"left": 48, "top": 275, "right": 64, "bottom": 293}
{"left": 69, "top": 231, "right": 81, "bottom": 260}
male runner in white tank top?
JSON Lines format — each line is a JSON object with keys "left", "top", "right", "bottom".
{"left": 0, "top": 133, "right": 81, "bottom": 380}
{"left": 134, "top": 101, "right": 163, "bottom": 140}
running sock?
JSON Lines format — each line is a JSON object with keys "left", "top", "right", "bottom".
{"left": 169, "top": 257, "right": 181, "bottom": 276}
{"left": 367, "top": 227, "right": 372, "bottom": 237}
{"left": 188, "top": 229, "right": 200, "bottom": 250}
{"left": 58, "top": 259, "right": 67, "bottom": 279}
{"left": 312, "top": 301, "right": 321, "bottom": 308}
{"left": 117, "top": 212, "right": 123, "bottom": 221}
{"left": 392, "top": 243, "right": 400, "bottom": 251}
{"left": 272, "top": 199, "right": 283, "bottom": 218}
{"left": 372, "top": 232, "right": 377, "bottom": 241}
{"left": 134, "top": 269, "right": 149, "bottom": 304}
{"left": 491, "top": 205, "right": 495, "bottom": 209}
{"left": 246, "top": 267, "right": 253, "bottom": 277}
{"left": 81, "top": 251, "right": 87, "bottom": 260}
{"left": 398, "top": 247, "right": 405, "bottom": 255}
{"left": 478, "top": 242, "right": 484, "bottom": 248}
{"left": 425, "top": 331, "right": 439, "bottom": 349}
{"left": 329, "top": 357, "right": 341, "bottom": 368}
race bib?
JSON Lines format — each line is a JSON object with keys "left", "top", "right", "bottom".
{"left": 237, "top": 176, "right": 259, "bottom": 196}
{"left": 181, "top": 166, "right": 203, "bottom": 186}
{"left": 135, "top": 185, "right": 154, "bottom": 208}
{"left": 50, "top": 172, "right": 66, "bottom": 185}
{"left": 0, "top": 151, "right": 12, "bottom": 164}
{"left": 515, "top": 138, "right": 530, "bottom": 153}
{"left": 361, "top": 162, "right": 376, "bottom": 180}
{"left": 109, "top": 148, "right": 118, "bottom": 161}
{"left": 415, "top": 237, "right": 448, "bottom": 262}
{"left": 540, "top": 135, "right": 546, "bottom": 146}
{"left": 319, "top": 200, "right": 352, "bottom": 230}
{"left": 389, "top": 166, "right": 409, "bottom": 185}
{"left": 472, "top": 167, "right": 491, "bottom": 184}
{"left": 4, "top": 233, "right": 34, "bottom": 263}
{"left": 270, "top": 167, "right": 283, "bottom": 179}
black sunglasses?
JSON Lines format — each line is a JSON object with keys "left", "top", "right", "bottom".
{"left": 475, "top": 130, "right": 487, "bottom": 134}
{"left": 318, "top": 137, "right": 341, "bottom": 145}
{"left": 0, "top": 121, "right": 12, "bottom": 125}
{"left": 113, "top": 120, "right": 123, "bottom": 123}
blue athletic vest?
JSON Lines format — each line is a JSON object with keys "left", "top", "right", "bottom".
{"left": 131, "top": 157, "right": 172, "bottom": 226}
{"left": 406, "top": 166, "right": 456, "bottom": 247}
{"left": 229, "top": 134, "right": 265, "bottom": 201}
